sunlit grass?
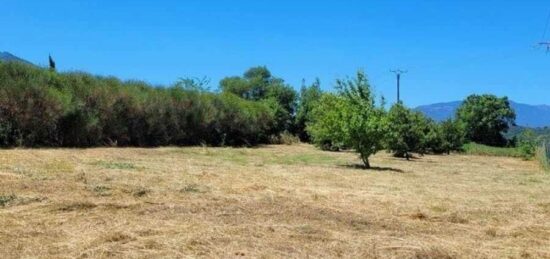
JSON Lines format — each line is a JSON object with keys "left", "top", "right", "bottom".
{"left": 1, "top": 145, "right": 548, "bottom": 258}
{"left": 463, "top": 142, "right": 522, "bottom": 157}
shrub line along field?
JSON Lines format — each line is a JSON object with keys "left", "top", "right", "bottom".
{"left": 1, "top": 144, "right": 549, "bottom": 258}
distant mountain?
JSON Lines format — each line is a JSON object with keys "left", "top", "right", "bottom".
{"left": 416, "top": 101, "right": 550, "bottom": 128}
{"left": 0, "top": 51, "right": 33, "bottom": 65}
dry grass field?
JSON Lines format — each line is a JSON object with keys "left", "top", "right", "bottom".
{"left": 1, "top": 144, "right": 550, "bottom": 258}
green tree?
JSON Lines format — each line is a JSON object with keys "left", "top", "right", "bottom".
{"left": 439, "top": 119, "right": 466, "bottom": 154}
{"left": 308, "top": 71, "right": 386, "bottom": 168}
{"left": 385, "top": 103, "right": 429, "bottom": 159}
{"left": 295, "top": 79, "right": 322, "bottom": 141}
{"left": 219, "top": 66, "right": 297, "bottom": 133}
{"left": 307, "top": 93, "right": 346, "bottom": 151}
{"left": 456, "top": 94, "right": 516, "bottom": 147}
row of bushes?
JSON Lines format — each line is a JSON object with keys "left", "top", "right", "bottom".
{"left": 308, "top": 96, "right": 466, "bottom": 158}
{"left": 1, "top": 61, "right": 541, "bottom": 169}
{"left": 0, "top": 62, "right": 291, "bottom": 147}
{"left": 304, "top": 71, "right": 468, "bottom": 167}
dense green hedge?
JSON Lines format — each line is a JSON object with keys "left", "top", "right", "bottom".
{"left": 0, "top": 62, "right": 282, "bottom": 147}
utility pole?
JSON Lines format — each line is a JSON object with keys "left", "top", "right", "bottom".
{"left": 390, "top": 69, "right": 407, "bottom": 103}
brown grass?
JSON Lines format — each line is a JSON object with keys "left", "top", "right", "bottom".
{"left": 1, "top": 144, "right": 549, "bottom": 258}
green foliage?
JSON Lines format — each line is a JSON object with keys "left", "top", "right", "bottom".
{"left": 506, "top": 126, "right": 550, "bottom": 145}
{"left": 536, "top": 141, "right": 550, "bottom": 171}
{"left": 0, "top": 62, "right": 283, "bottom": 147}
{"left": 456, "top": 94, "right": 516, "bottom": 147}
{"left": 295, "top": 79, "right": 323, "bottom": 141}
{"left": 439, "top": 119, "right": 466, "bottom": 153}
{"left": 0, "top": 194, "right": 17, "bottom": 207}
{"left": 463, "top": 143, "right": 523, "bottom": 158}
{"left": 220, "top": 66, "right": 297, "bottom": 134}
{"left": 517, "top": 129, "right": 537, "bottom": 160}
{"left": 385, "top": 103, "right": 429, "bottom": 159}
{"left": 308, "top": 71, "right": 386, "bottom": 168}
{"left": 385, "top": 104, "right": 464, "bottom": 158}
{"left": 307, "top": 93, "right": 345, "bottom": 151}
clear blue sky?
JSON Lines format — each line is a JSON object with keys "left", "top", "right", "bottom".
{"left": 2, "top": 0, "right": 549, "bottom": 106}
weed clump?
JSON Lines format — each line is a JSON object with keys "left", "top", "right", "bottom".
{"left": 133, "top": 187, "right": 150, "bottom": 197}
{"left": 0, "top": 195, "right": 17, "bottom": 207}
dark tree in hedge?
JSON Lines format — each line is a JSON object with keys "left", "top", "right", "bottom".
{"left": 220, "top": 66, "right": 297, "bottom": 134}
{"left": 456, "top": 94, "right": 515, "bottom": 147}
{"left": 385, "top": 102, "right": 429, "bottom": 159}
{"left": 295, "top": 79, "right": 322, "bottom": 142}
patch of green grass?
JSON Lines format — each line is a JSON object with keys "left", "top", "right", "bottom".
{"left": 270, "top": 153, "right": 340, "bottom": 165}
{"left": 169, "top": 147, "right": 344, "bottom": 166}
{"left": 0, "top": 195, "right": 45, "bottom": 208}
{"left": 92, "top": 160, "right": 137, "bottom": 170}
{"left": 463, "top": 143, "right": 523, "bottom": 158}
{"left": 0, "top": 195, "right": 17, "bottom": 207}
{"left": 44, "top": 160, "right": 75, "bottom": 173}
{"left": 169, "top": 147, "right": 249, "bottom": 165}
{"left": 519, "top": 176, "right": 544, "bottom": 186}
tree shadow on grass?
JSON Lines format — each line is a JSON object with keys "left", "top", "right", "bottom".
{"left": 339, "top": 164, "right": 405, "bottom": 173}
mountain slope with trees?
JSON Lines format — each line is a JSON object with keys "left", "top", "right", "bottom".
{"left": 417, "top": 100, "right": 550, "bottom": 127}
{"left": 0, "top": 51, "right": 33, "bottom": 65}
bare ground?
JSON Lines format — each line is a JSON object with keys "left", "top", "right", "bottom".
{"left": 1, "top": 144, "right": 549, "bottom": 258}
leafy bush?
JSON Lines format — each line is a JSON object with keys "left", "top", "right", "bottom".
{"left": 0, "top": 62, "right": 286, "bottom": 147}
{"left": 439, "top": 119, "right": 466, "bottom": 154}
{"left": 295, "top": 79, "right": 322, "bottom": 142}
{"left": 517, "top": 129, "right": 537, "bottom": 160}
{"left": 385, "top": 103, "right": 429, "bottom": 159}
{"left": 385, "top": 104, "right": 464, "bottom": 158}
{"left": 307, "top": 93, "right": 347, "bottom": 151}
{"left": 220, "top": 66, "right": 297, "bottom": 135}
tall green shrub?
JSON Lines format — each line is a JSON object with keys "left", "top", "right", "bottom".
{"left": 0, "top": 62, "right": 284, "bottom": 147}
{"left": 385, "top": 103, "right": 428, "bottom": 159}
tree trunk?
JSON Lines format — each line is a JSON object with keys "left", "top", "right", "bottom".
{"left": 361, "top": 155, "right": 371, "bottom": 169}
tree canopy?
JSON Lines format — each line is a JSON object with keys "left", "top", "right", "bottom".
{"left": 308, "top": 71, "right": 386, "bottom": 168}
{"left": 220, "top": 66, "right": 297, "bottom": 133}
{"left": 295, "top": 79, "right": 322, "bottom": 141}
{"left": 456, "top": 94, "right": 516, "bottom": 146}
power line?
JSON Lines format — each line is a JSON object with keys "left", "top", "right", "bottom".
{"left": 539, "top": 10, "right": 550, "bottom": 53}
{"left": 390, "top": 69, "right": 407, "bottom": 103}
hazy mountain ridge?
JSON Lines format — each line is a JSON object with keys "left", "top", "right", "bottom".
{"left": 416, "top": 101, "right": 550, "bottom": 128}
{"left": 0, "top": 51, "right": 33, "bottom": 65}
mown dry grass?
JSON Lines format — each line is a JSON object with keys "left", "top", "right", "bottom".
{"left": 1, "top": 144, "right": 549, "bottom": 258}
